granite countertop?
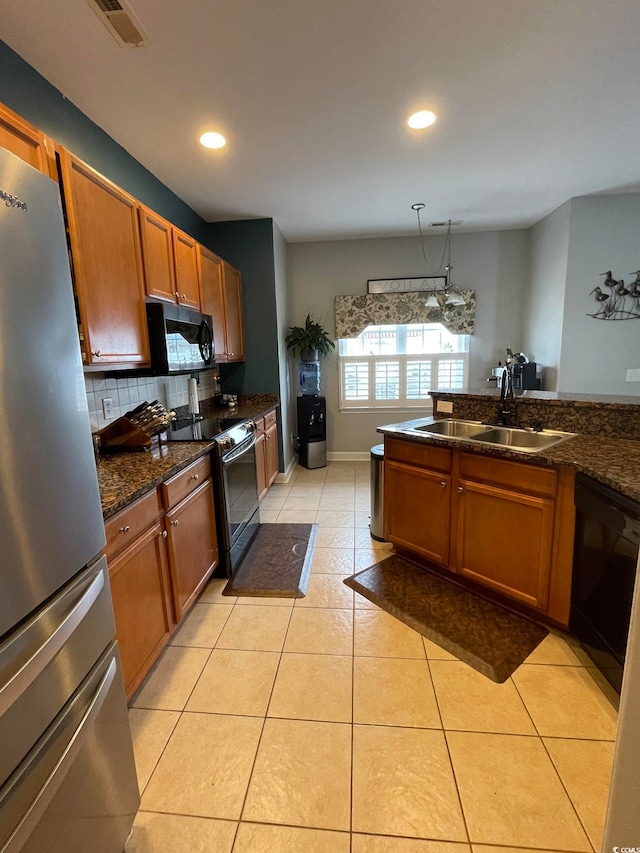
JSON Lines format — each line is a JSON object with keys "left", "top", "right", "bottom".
{"left": 98, "top": 441, "right": 215, "bottom": 519}
{"left": 431, "top": 387, "right": 640, "bottom": 409}
{"left": 378, "top": 417, "right": 640, "bottom": 503}
{"left": 98, "top": 395, "right": 279, "bottom": 519}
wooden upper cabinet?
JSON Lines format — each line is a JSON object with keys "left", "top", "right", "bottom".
{"left": 222, "top": 260, "right": 245, "bottom": 361}
{"left": 0, "top": 101, "right": 55, "bottom": 179}
{"left": 199, "top": 245, "right": 226, "bottom": 357}
{"left": 58, "top": 148, "right": 150, "bottom": 366}
{"left": 173, "top": 229, "right": 201, "bottom": 309}
{"left": 138, "top": 206, "right": 177, "bottom": 303}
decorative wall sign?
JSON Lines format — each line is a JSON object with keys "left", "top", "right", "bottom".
{"left": 588, "top": 270, "right": 640, "bottom": 320}
{"left": 367, "top": 276, "right": 447, "bottom": 294}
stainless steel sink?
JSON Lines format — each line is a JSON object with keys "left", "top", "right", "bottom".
{"left": 413, "top": 419, "right": 492, "bottom": 438}
{"left": 472, "top": 427, "right": 574, "bottom": 451}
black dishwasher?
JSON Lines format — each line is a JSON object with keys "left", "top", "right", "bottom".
{"left": 570, "top": 473, "right": 640, "bottom": 694}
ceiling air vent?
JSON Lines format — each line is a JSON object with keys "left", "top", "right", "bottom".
{"left": 430, "top": 220, "right": 464, "bottom": 227}
{"left": 86, "top": 0, "right": 150, "bottom": 48}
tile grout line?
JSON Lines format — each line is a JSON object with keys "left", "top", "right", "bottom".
{"left": 510, "top": 675, "right": 596, "bottom": 852}
{"left": 424, "top": 643, "right": 472, "bottom": 846}
{"left": 230, "top": 593, "right": 298, "bottom": 850}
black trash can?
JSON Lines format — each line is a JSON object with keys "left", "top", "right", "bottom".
{"left": 370, "top": 443, "right": 387, "bottom": 541}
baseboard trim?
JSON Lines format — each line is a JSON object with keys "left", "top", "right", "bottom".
{"left": 275, "top": 456, "right": 298, "bottom": 483}
{"left": 327, "top": 451, "right": 370, "bottom": 462}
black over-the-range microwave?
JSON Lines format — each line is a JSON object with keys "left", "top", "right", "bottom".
{"left": 146, "top": 302, "right": 214, "bottom": 374}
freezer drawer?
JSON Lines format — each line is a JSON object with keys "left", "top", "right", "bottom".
{"left": 0, "top": 557, "right": 116, "bottom": 788}
{"left": 0, "top": 641, "right": 139, "bottom": 853}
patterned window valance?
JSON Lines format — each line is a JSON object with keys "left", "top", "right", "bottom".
{"left": 334, "top": 291, "right": 476, "bottom": 338}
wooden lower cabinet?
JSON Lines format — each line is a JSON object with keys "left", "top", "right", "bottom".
{"left": 165, "top": 478, "right": 219, "bottom": 619}
{"left": 383, "top": 437, "right": 575, "bottom": 623}
{"left": 256, "top": 411, "right": 279, "bottom": 500}
{"left": 108, "top": 521, "right": 174, "bottom": 700}
{"left": 454, "top": 479, "right": 554, "bottom": 610}
{"left": 264, "top": 419, "right": 279, "bottom": 488}
{"left": 385, "top": 460, "right": 451, "bottom": 566}
{"left": 255, "top": 422, "right": 268, "bottom": 499}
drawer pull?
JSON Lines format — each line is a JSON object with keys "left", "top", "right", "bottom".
{"left": 191, "top": 474, "right": 199, "bottom": 481}
{"left": 171, "top": 519, "right": 179, "bottom": 526}
{"left": 457, "top": 486, "right": 463, "bottom": 493}
{"left": 91, "top": 350, "right": 101, "bottom": 357}
{"left": 119, "top": 525, "right": 131, "bottom": 534}
{"left": 161, "top": 530, "right": 167, "bottom": 539}
{"left": 440, "top": 481, "right": 447, "bottom": 488}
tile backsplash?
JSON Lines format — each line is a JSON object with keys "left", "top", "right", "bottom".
{"left": 85, "top": 369, "right": 220, "bottom": 432}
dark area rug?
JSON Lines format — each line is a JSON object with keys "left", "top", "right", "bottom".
{"left": 223, "top": 523, "right": 318, "bottom": 598}
{"left": 344, "top": 554, "right": 548, "bottom": 682}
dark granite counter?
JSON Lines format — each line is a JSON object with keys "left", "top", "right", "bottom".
{"left": 98, "top": 394, "right": 279, "bottom": 519}
{"left": 98, "top": 441, "right": 215, "bottom": 520}
{"left": 378, "top": 417, "right": 640, "bottom": 503}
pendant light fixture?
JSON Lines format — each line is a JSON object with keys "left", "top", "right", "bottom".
{"left": 412, "top": 204, "right": 467, "bottom": 310}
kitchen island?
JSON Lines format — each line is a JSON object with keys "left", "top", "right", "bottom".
{"left": 378, "top": 390, "right": 640, "bottom": 628}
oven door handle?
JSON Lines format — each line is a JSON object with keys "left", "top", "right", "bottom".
{"left": 221, "top": 434, "right": 257, "bottom": 465}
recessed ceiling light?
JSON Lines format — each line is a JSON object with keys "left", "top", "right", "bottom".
{"left": 407, "top": 110, "right": 437, "bottom": 129}
{"left": 200, "top": 132, "right": 226, "bottom": 149}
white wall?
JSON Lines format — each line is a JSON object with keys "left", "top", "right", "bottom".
{"left": 272, "top": 222, "right": 295, "bottom": 473}
{"left": 287, "top": 230, "right": 528, "bottom": 454}
{"left": 522, "top": 201, "right": 571, "bottom": 390}
{"left": 558, "top": 194, "right": 640, "bottom": 395}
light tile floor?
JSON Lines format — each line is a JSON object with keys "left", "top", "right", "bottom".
{"left": 127, "top": 462, "right": 618, "bottom": 853}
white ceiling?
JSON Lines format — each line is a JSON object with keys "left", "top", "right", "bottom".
{"left": 1, "top": 0, "right": 639, "bottom": 241}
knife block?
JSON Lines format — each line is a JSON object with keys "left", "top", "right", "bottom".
{"left": 95, "top": 417, "right": 152, "bottom": 453}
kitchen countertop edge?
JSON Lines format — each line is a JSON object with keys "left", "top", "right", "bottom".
{"left": 378, "top": 418, "right": 640, "bottom": 503}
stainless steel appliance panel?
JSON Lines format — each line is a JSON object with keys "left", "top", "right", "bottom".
{"left": 0, "top": 558, "right": 115, "bottom": 789}
{"left": 0, "top": 642, "right": 139, "bottom": 853}
{"left": 0, "top": 149, "right": 105, "bottom": 639}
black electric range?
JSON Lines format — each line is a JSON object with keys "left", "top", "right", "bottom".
{"left": 167, "top": 414, "right": 249, "bottom": 443}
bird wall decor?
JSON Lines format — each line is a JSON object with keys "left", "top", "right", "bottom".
{"left": 587, "top": 269, "right": 640, "bottom": 320}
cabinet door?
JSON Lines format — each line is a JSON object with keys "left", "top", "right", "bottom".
{"left": 199, "top": 246, "right": 227, "bottom": 358}
{"left": 0, "top": 102, "right": 53, "bottom": 177}
{"left": 454, "top": 479, "right": 554, "bottom": 610}
{"left": 138, "top": 207, "right": 177, "bottom": 303}
{"left": 255, "top": 430, "right": 268, "bottom": 500}
{"left": 173, "top": 229, "right": 201, "bottom": 309}
{"left": 108, "top": 522, "right": 174, "bottom": 699}
{"left": 222, "top": 261, "right": 245, "bottom": 361}
{"left": 58, "top": 148, "right": 150, "bottom": 366}
{"left": 384, "top": 460, "right": 451, "bottom": 566}
{"left": 166, "top": 479, "right": 219, "bottom": 619}
{"left": 265, "top": 422, "right": 279, "bottom": 487}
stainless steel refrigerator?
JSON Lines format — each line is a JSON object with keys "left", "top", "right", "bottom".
{"left": 0, "top": 147, "right": 139, "bottom": 851}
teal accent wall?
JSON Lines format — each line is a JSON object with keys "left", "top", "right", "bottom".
{"left": 0, "top": 38, "right": 206, "bottom": 240}
{"left": 203, "top": 219, "right": 280, "bottom": 395}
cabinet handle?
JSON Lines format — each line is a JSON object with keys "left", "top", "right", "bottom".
{"left": 457, "top": 486, "right": 463, "bottom": 493}
{"left": 174, "top": 291, "right": 180, "bottom": 299}
{"left": 440, "top": 481, "right": 447, "bottom": 488}
{"left": 191, "top": 474, "right": 199, "bottom": 481}
{"left": 91, "top": 350, "right": 101, "bottom": 358}
{"left": 119, "top": 525, "right": 130, "bottom": 534}
{"left": 160, "top": 530, "right": 167, "bottom": 539}
{"left": 182, "top": 293, "right": 187, "bottom": 300}
{"left": 171, "top": 519, "right": 179, "bottom": 526}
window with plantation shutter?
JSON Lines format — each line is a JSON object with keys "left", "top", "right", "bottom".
{"left": 339, "top": 323, "right": 468, "bottom": 410}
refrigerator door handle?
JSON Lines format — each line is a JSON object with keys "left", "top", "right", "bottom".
{"left": 0, "top": 567, "right": 105, "bottom": 716}
{"left": 0, "top": 654, "right": 117, "bottom": 853}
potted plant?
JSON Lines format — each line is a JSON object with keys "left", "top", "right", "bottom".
{"left": 285, "top": 313, "right": 335, "bottom": 362}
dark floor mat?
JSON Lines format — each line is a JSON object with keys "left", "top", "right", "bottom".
{"left": 223, "top": 523, "right": 318, "bottom": 598}
{"left": 344, "top": 554, "right": 548, "bottom": 682}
